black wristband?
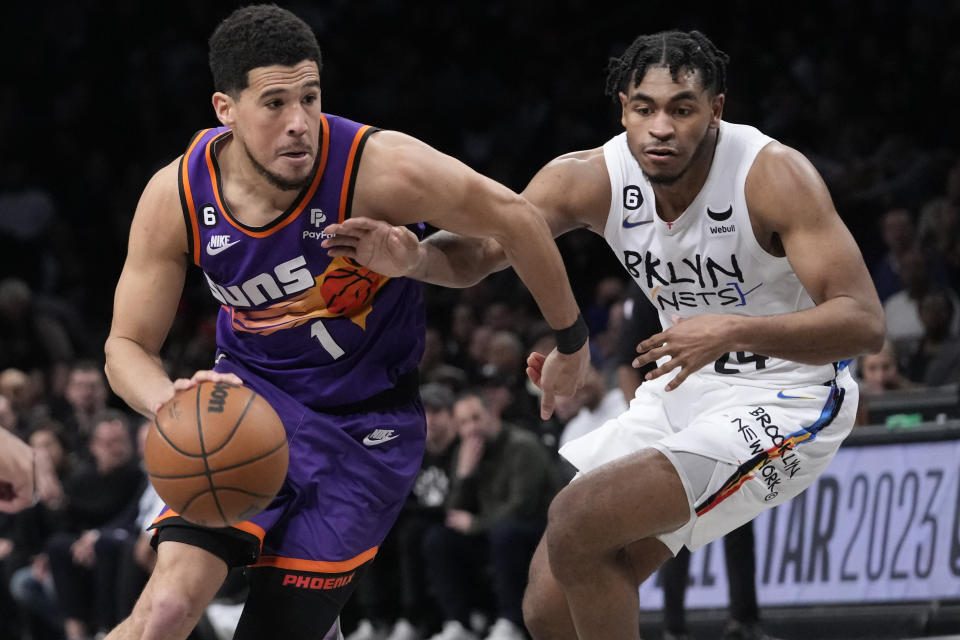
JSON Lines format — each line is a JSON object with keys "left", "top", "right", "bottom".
{"left": 555, "top": 313, "right": 589, "bottom": 354}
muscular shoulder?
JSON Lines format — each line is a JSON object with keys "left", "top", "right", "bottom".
{"left": 131, "top": 158, "right": 189, "bottom": 256}
{"left": 355, "top": 131, "right": 457, "bottom": 191}
{"left": 351, "top": 130, "right": 477, "bottom": 224}
{"left": 523, "top": 147, "right": 610, "bottom": 234}
{"left": 745, "top": 141, "right": 837, "bottom": 233}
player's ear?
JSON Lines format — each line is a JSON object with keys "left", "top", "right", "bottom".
{"left": 710, "top": 93, "right": 725, "bottom": 128}
{"left": 212, "top": 92, "right": 236, "bottom": 127}
{"left": 619, "top": 91, "right": 630, "bottom": 128}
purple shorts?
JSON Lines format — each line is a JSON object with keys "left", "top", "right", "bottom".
{"left": 152, "top": 358, "right": 426, "bottom": 573}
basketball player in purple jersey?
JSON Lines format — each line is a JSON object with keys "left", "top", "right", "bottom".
{"left": 102, "top": 6, "right": 589, "bottom": 640}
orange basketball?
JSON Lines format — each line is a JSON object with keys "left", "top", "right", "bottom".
{"left": 145, "top": 381, "right": 289, "bottom": 528}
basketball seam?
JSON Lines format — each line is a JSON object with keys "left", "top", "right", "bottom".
{"left": 195, "top": 382, "right": 229, "bottom": 524}
{"left": 204, "top": 388, "right": 256, "bottom": 455}
{"left": 154, "top": 414, "right": 203, "bottom": 458}
{"left": 147, "top": 440, "right": 288, "bottom": 479}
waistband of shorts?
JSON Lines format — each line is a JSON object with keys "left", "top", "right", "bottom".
{"left": 320, "top": 369, "right": 420, "bottom": 416}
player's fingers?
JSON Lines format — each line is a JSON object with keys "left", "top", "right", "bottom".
{"left": 323, "top": 218, "right": 371, "bottom": 235}
{"left": 325, "top": 247, "right": 356, "bottom": 258}
{"left": 526, "top": 351, "right": 546, "bottom": 367}
{"left": 171, "top": 377, "right": 196, "bottom": 391}
{"left": 637, "top": 332, "right": 667, "bottom": 353}
{"left": 664, "top": 368, "right": 689, "bottom": 391}
{"left": 321, "top": 234, "right": 359, "bottom": 249}
{"left": 525, "top": 365, "right": 542, "bottom": 387}
{"left": 633, "top": 346, "right": 667, "bottom": 368}
{"left": 645, "top": 357, "right": 681, "bottom": 381}
{"left": 540, "top": 391, "right": 556, "bottom": 420}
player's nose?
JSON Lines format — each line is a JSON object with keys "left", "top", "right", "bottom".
{"left": 648, "top": 111, "right": 675, "bottom": 140}
{"left": 286, "top": 106, "right": 309, "bottom": 136}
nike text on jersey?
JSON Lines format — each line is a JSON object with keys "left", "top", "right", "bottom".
{"left": 363, "top": 429, "right": 399, "bottom": 446}
{"left": 207, "top": 235, "right": 241, "bottom": 255}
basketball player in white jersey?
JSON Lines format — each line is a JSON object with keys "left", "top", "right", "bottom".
{"left": 323, "top": 30, "right": 884, "bottom": 640}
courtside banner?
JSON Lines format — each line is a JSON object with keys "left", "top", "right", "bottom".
{"left": 639, "top": 440, "right": 960, "bottom": 608}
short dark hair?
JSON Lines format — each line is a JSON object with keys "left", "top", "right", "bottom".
{"left": 420, "top": 383, "right": 455, "bottom": 412}
{"left": 605, "top": 30, "right": 729, "bottom": 100}
{"left": 209, "top": 4, "right": 322, "bottom": 95}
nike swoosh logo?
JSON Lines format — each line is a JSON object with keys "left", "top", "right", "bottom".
{"left": 777, "top": 390, "right": 816, "bottom": 400}
{"left": 707, "top": 206, "right": 733, "bottom": 222}
{"left": 623, "top": 216, "right": 654, "bottom": 228}
{"left": 362, "top": 433, "right": 400, "bottom": 446}
{"left": 206, "top": 239, "right": 242, "bottom": 255}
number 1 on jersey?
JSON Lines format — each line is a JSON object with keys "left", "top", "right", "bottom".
{"left": 311, "top": 320, "right": 344, "bottom": 360}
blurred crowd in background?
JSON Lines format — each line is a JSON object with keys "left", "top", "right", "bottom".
{"left": 1, "top": 2, "right": 959, "bottom": 639}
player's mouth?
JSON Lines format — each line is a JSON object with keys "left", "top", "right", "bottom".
{"left": 279, "top": 148, "right": 312, "bottom": 162}
{"left": 644, "top": 147, "right": 678, "bottom": 165}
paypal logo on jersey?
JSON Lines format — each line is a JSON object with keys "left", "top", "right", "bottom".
{"left": 304, "top": 208, "right": 335, "bottom": 240}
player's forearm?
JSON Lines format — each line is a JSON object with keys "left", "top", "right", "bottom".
{"left": 104, "top": 336, "right": 175, "bottom": 419}
{"left": 494, "top": 206, "right": 580, "bottom": 329}
{"left": 727, "top": 297, "right": 885, "bottom": 364}
{"left": 410, "top": 231, "right": 509, "bottom": 287}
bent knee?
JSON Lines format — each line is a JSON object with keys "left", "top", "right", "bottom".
{"left": 522, "top": 588, "right": 558, "bottom": 640}
{"left": 545, "top": 487, "right": 590, "bottom": 560}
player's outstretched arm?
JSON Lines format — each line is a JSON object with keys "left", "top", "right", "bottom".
{"left": 347, "top": 131, "right": 593, "bottom": 416}
{"left": 323, "top": 218, "right": 507, "bottom": 287}
{"left": 325, "top": 149, "right": 607, "bottom": 289}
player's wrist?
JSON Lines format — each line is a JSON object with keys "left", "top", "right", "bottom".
{"left": 409, "top": 243, "right": 429, "bottom": 279}
{"left": 555, "top": 313, "right": 589, "bottom": 354}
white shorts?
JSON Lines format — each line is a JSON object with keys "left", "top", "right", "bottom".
{"left": 558, "top": 368, "right": 857, "bottom": 555}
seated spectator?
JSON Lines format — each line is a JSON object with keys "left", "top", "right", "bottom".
{"left": 859, "top": 340, "right": 915, "bottom": 395}
{"left": 48, "top": 361, "right": 110, "bottom": 453}
{"left": 905, "top": 287, "right": 960, "bottom": 386}
{"left": 9, "top": 423, "right": 71, "bottom": 640}
{"left": 0, "top": 367, "right": 47, "bottom": 436}
{"left": 884, "top": 246, "right": 960, "bottom": 359}
{"left": 855, "top": 340, "right": 915, "bottom": 426}
{"left": 424, "top": 392, "right": 557, "bottom": 640}
{"left": 45, "top": 410, "right": 143, "bottom": 640}
{"left": 869, "top": 208, "right": 915, "bottom": 303}
{"left": 0, "top": 278, "right": 74, "bottom": 391}
{"left": 555, "top": 365, "right": 627, "bottom": 449}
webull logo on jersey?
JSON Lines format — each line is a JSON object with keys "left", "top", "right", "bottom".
{"left": 621, "top": 251, "right": 763, "bottom": 312}
{"left": 708, "top": 223, "right": 736, "bottom": 236}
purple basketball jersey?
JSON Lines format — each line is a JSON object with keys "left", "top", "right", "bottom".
{"left": 178, "top": 115, "right": 425, "bottom": 410}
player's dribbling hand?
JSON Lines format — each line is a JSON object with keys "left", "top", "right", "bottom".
{"left": 532, "top": 341, "right": 590, "bottom": 420}
{"left": 152, "top": 371, "right": 245, "bottom": 415}
{"left": 632, "top": 314, "right": 734, "bottom": 391}
{"left": 321, "top": 218, "right": 423, "bottom": 277}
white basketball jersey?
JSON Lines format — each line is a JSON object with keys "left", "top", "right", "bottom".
{"left": 603, "top": 121, "right": 838, "bottom": 387}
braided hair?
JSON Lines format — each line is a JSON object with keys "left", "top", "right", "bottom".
{"left": 605, "top": 30, "right": 729, "bottom": 101}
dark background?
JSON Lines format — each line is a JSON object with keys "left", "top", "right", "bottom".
{"left": 1, "top": 0, "right": 958, "bottom": 356}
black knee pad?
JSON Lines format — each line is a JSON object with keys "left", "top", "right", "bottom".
{"left": 232, "top": 562, "right": 370, "bottom": 639}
